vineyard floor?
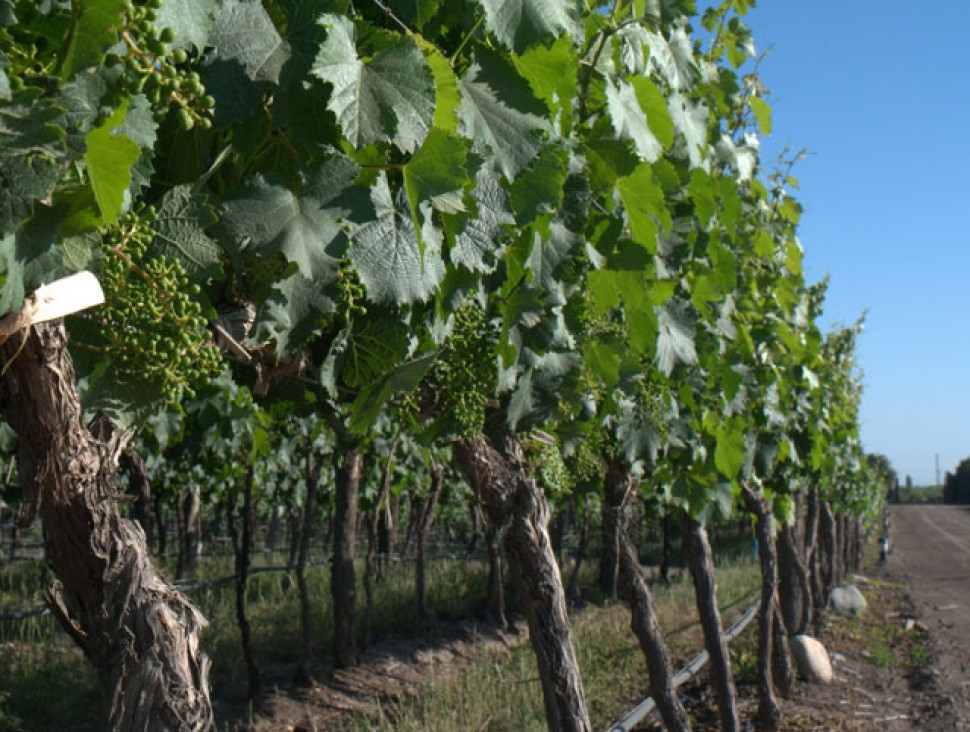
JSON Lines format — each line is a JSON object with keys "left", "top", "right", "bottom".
{"left": 213, "top": 506, "right": 970, "bottom": 732}
{"left": 874, "top": 504, "right": 970, "bottom": 729}
{"left": 215, "top": 618, "right": 522, "bottom": 731}
{"left": 694, "top": 503, "right": 966, "bottom": 732}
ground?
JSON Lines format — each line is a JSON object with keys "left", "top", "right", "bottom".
{"left": 220, "top": 503, "right": 967, "bottom": 731}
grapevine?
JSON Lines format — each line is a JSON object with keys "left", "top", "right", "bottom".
{"left": 91, "top": 204, "right": 223, "bottom": 403}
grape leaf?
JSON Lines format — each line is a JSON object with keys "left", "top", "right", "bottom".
{"left": 513, "top": 35, "right": 578, "bottom": 114}
{"left": 617, "top": 397, "right": 663, "bottom": 463}
{"left": 615, "top": 24, "right": 651, "bottom": 75}
{"left": 252, "top": 271, "right": 336, "bottom": 353}
{"left": 208, "top": 0, "right": 290, "bottom": 84}
{"left": 348, "top": 173, "right": 444, "bottom": 304}
{"left": 448, "top": 168, "right": 513, "bottom": 273}
{"left": 688, "top": 167, "right": 715, "bottom": 228}
{"left": 605, "top": 78, "right": 662, "bottom": 162}
{"left": 313, "top": 14, "right": 434, "bottom": 153}
{"left": 457, "top": 48, "right": 548, "bottom": 180}
{"left": 155, "top": 0, "right": 219, "bottom": 50}
{"left": 342, "top": 316, "right": 410, "bottom": 390}
{"left": 584, "top": 118, "right": 639, "bottom": 193}
{"left": 203, "top": 0, "right": 291, "bottom": 125}
{"left": 633, "top": 76, "right": 674, "bottom": 150}
{"left": 506, "top": 350, "right": 581, "bottom": 430}
{"left": 349, "top": 353, "right": 436, "bottom": 436}
{"left": 715, "top": 415, "right": 746, "bottom": 480}
{"left": 386, "top": 0, "right": 444, "bottom": 30}
{"left": 510, "top": 143, "right": 568, "bottom": 226}
{"left": 644, "top": 25, "right": 699, "bottom": 91}
{"left": 0, "top": 89, "right": 67, "bottom": 233}
{"left": 527, "top": 219, "right": 578, "bottom": 291}
{"left": 219, "top": 152, "right": 368, "bottom": 281}
{"left": 749, "top": 95, "right": 771, "bottom": 135}
{"left": 617, "top": 162, "right": 668, "bottom": 253}
{"left": 59, "top": 0, "right": 125, "bottom": 79}
{"left": 656, "top": 298, "right": 697, "bottom": 375}
{"left": 85, "top": 100, "right": 140, "bottom": 225}
{"left": 478, "top": 0, "right": 578, "bottom": 52}
{"left": 0, "top": 231, "right": 23, "bottom": 314}
{"left": 668, "top": 92, "right": 708, "bottom": 168}
{"left": 403, "top": 128, "right": 474, "bottom": 235}
{"left": 583, "top": 339, "right": 622, "bottom": 390}
{"left": 421, "top": 42, "right": 460, "bottom": 133}
{"left": 115, "top": 94, "right": 158, "bottom": 196}
{"left": 150, "top": 185, "right": 221, "bottom": 282}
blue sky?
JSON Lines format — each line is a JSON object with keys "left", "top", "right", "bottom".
{"left": 735, "top": 2, "right": 970, "bottom": 485}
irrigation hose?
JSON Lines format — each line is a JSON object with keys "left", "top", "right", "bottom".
{"left": 606, "top": 599, "right": 760, "bottom": 732}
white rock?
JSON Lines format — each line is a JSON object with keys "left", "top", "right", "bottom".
{"left": 830, "top": 585, "right": 867, "bottom": 616}
{"left": 791, "top": 634, "right": 834, "bottom": 684}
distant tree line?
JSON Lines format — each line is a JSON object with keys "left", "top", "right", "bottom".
{"left": 943, "top": 459, "right": 970, "bottom": 503}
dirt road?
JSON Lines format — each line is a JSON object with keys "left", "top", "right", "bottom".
{"left": 888, "top": 504, "right": 970, "bottom": 728}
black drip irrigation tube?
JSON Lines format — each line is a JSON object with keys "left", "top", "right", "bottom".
{"left": 606, "top": 599, "right": 760, "bottom": 732}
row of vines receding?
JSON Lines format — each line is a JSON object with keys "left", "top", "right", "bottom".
{"left": 0, "top": 0, "right": 892, "bottom": 729}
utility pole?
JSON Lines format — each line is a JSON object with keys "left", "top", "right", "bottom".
{"left": 936, "top": 453, "right": 941, "bottom": 487}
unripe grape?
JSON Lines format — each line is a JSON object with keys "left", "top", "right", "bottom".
{"left": 177, "top": 108, "right": 195, "bottom": 130}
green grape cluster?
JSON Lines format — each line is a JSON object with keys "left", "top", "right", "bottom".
{"left": 635, "top": 367, "right": 670, "bottom": 441}
{"left": 334, "top": 265, "right": 368, "bottom": 323}
{"left": 103, "top": 0, "right": 214, "bottom": 128}
{"left": 98, "top": 205, "right": 223, "bottom": 403}
{"left": 566, "top": 431, "right": 606, "bottom": 489}
{"left": 432, "top": 302, "right": 496, "bottom": 437}
{"left": 526, "top": 440, "right": 573, "bottom": 499}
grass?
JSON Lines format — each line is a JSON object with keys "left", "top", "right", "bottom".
{"left": 339, "top": 554, "right": 760, "bottom": 731}
{"left": 0, "top": 549, "right": 492, "bottom": 727}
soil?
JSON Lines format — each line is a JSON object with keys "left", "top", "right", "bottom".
{"left": 638, "top": 504, "right": 966, "bottom": 730}
{"left": 219, "top": 503, "right": 967, "bottom": 731}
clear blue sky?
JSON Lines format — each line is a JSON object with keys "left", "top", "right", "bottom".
{"left": 735, "top": 2, "right": 970, "bottom": 486}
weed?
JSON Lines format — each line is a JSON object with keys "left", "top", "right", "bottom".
{"left": 869, "top": 642, "right": 892, "bottom": 667}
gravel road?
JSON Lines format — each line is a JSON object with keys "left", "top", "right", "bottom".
{"left": 887, "top": 504, "right": 970, "bottom": 729}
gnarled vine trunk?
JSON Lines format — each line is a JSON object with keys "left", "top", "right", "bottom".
{"left": 416, "top": 463, "right": 445, "bottom": 621}
{"left": 296, "top": 447, "right": 321, "bottom": 681}
{"left": 120, "top": 446, "right": 154, "bottom": 552}
{"left": 454, "top": 419, "right": 591, "bottom": 732}
{"left": 226, "top": 467, "right": 259, "bottom": 700}
{"left": 332, "top": 447, "right": 362, "bottom": 668}
{"left": 683, "top": 514, "right": 738, "bottom": 732}
{"left": 484, "top": 516, "right": 508, "bottom": 627}
{"left": 598, "top": 463, "right": 626, "bottom": 598}
{"left": 608, "top": 461, "right": 690, "bottom": 732}
{"left": 364, "top": 444, "right": 395, "bottom": 650}
{"left": 0, "top": 323, "right": 212, "bottom": 730}
{"left": 740, "top": 484, "right": 785, "bottom": 730}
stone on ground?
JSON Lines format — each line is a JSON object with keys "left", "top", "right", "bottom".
{"left": 791, "top": 634, "right": 834, "bottom": 684}
{"left": 830, "top": 584, "right": 867, "bottom": 616}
